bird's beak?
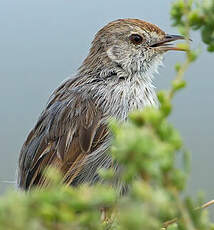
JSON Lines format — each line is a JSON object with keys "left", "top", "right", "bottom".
{"left": 150, "top": 34, "right": 189, "bottom": 51}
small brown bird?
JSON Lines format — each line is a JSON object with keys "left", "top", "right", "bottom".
{"left": 17, "top": 19, "right": 185, "bottom": 191}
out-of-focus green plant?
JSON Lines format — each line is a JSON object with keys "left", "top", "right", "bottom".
{"left": 0, "top": 169, "right": 118, "bottom": 230}
{"left": 0, "top": 1, "right": 214, "bottom": 230}
{"left": 171, "top": 0, "right": 214, "bottom": 52}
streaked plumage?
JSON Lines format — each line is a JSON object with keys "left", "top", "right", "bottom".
{"left": 17, "top": 19, "right": 185, "bottom": 190}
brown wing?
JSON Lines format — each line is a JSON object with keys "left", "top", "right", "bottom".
{"left": 18, "top": 80, "right": 109, "bottom": 190}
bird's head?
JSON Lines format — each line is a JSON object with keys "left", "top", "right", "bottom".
{"left": 80, "top": 18, "right": 186, "bottom": 77}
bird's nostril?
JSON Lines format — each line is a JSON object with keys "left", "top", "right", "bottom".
{"left": 165, "top": 34, "right": 173, "bottom": 39}
{"left": 165, "top": 34, "right": 186, "bottom": 41}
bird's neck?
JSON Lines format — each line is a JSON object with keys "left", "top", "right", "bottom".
{"left": 76, "top": 67, "right": 158, "bottom": 121}
{"left": 99, "top": 71, "right": 158, "bottom": 120}
{"left": 77, "top": 53, "right": 163, "bottom": 121}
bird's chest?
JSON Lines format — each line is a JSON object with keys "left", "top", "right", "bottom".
{"left": 100, "top": 79, "right": 158, "bottom": 121}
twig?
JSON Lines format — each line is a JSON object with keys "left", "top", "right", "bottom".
{"left": 162, "top": 199, "right": 214, "bottom": 229}
{"left": 195, "top": 200, "right": 214, "bottom": 210}
{"left": 163, "top": 218, "right": 178, "bottom": 228}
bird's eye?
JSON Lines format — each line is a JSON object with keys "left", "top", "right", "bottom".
{"left": 129, "top": 34, "right": 143, "bottom": 45}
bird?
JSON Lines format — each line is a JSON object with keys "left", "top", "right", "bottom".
{"left": 17, "top": 18, "right": 185, "bottom": 191}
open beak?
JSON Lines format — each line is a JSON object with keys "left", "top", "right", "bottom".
{"left": 150, "top": 34, "right": 189, "bottom": 51}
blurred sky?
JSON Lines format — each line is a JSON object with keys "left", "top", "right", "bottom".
{"left": 0, "top": 0, "right": 213, "bottom": 206}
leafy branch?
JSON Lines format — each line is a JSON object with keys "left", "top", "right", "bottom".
{"left": 0, "top": 1, "right": 213, "bottom": 230}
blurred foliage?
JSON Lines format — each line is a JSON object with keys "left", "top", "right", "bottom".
{"left": 0, "top": 0, "right": 214, "bottom": 230}
{"left": 171, "top": 0, "right": 214, "bottom": 52}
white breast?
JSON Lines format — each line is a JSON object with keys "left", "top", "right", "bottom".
{"left": 97, "top": 72, "right": 158, "bottom": 121}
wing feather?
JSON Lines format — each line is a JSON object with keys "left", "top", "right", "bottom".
{"left": 18, "top": 81, "right": 108, "bottom": 190}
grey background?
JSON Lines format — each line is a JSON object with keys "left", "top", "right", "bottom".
{"left": 0, "top": 0, "right": 213, "bottom": 209}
